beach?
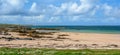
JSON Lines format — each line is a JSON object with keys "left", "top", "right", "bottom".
{"left": 0, "top": 32, "right": 120, "bottom": 49}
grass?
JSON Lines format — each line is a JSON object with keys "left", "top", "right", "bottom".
{"left": 0, "top": 48, "right": 120, "bottom": 55}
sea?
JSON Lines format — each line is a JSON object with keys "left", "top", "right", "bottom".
{"left": 30, "top": 26, "right": 120, "bottom": 34}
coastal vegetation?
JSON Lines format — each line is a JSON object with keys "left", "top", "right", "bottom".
{"left": 0, "top": 48, "right": 120, "bottom": 55}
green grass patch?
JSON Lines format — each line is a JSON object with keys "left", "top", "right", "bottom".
{"left": 0, "top": 47, "right": 120, "bottom": 55}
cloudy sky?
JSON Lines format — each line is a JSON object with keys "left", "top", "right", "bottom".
{"left": 0, "top": 0, "right": 120, "bottom": 25}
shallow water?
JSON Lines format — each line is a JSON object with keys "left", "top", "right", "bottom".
{"left": 30, "top": 26, "right": 120, "bottom": 34}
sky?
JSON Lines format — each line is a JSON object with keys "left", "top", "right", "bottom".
{"left": 0, "top": 0, "right": 120, "bottom": 25}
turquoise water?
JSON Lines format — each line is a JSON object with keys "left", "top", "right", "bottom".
{"left": 30, "top": 26, "right": 120, "bottom": 34}
{"left": 59, "top": 29, "right": 120, "bottom": 34}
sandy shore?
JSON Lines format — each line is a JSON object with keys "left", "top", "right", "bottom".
{"left": 0, "top": 32, "right": 120, "bottom": 49}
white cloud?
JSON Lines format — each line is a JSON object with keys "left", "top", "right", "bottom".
{"left": 102, "top": 17, "right": 118, "bottom": 23}
{"left": 90, "top": 5, "right": 100, "bottom": 16}
{"left": 0, "top": 0, "right": 27, "bottom": 15}
{"left": 48, "top": 16, "right": 60, "bottom": 23}
{"left": 6, "top": 0, "right": 25, "bottom": 7}
{"left": 73, "top": 0, "right": 92, "bottom": 13}
{"left": 0, "top": 0, "right": 119, "bottom": 25}
{"left": 70, "top": 15, "right": 96, "bottom": 22}
{"left": 71, "top": 16, "right": 80, "bottom": 21}
{"left": 49, "top": 0, "right": 97, "bottom": 16}
{"left": 30, "top": 2, "right": 37, "bottom": 13}
{"left": 29, "top": 2, "right": 46, "bottom": 15}
{"left": 22, "top": 15, "right": 45, "bottom": 23}
{"left": 0, "top": 15, "right": 45, "bottom": 24}
{"left": 103, "top": 4, "right": 113, "bottom": 16}
{"left": 103, "top": 4, "right": 120, "bottom": 18}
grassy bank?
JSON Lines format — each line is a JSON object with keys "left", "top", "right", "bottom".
{"left": 0, "top": 48, "right": 120, "bottom": 55}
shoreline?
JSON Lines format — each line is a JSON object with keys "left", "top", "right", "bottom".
{"left": 57, "top": 30, "right": 120, "bottom": 34}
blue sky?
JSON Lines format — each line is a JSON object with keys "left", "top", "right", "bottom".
{"left": 0, "top": 0, "right": 120, "bottom": 25}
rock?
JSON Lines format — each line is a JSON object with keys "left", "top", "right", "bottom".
{"left": 23, "top": 38, "right": 34, "bottom": 40}
{"left": 109, "top": 44, "right": 118, "bottom": 48}
{"left": 5, "top": 37, "right": 15, "bottom": 41}
{"left": 15, "top": 38, "right": 34, "bottom": 40}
